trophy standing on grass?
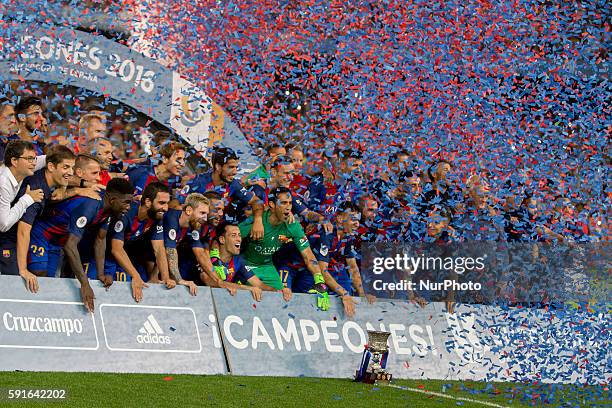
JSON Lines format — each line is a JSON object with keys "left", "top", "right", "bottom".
{"left": 355, "top": 330, "right": 393, "bottom": 384}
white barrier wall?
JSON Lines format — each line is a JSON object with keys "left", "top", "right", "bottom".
{"left": 0, "top": 276, "right": 608, "bottom": 384}
{"left": 0, "top": 276, "right": 227, "bottom": 374}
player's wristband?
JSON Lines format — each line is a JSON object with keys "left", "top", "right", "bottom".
{"left": 313, "top": 273, "right": 325, "bottom": 285}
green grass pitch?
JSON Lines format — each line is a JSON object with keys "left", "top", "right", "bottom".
{"left": 0, "top": 372, "right": 608, "bottom": 407}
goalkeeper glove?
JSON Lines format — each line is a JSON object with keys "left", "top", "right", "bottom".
{"left": 210, "top": 249, "right": 226, "bottom": 280}
{"left": 308, "top": 273, "right": 330, "bottom": 311}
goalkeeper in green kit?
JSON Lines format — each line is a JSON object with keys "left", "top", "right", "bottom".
{"left": 238, "top": 187, "right": 332, "bottom": 310}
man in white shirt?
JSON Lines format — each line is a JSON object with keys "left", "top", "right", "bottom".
{"left": 0, "top": 140, "right": 45, "bottom": 274}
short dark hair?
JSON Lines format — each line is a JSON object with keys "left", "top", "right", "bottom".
{"left": 75, "top": 153, "right": 100, "bottom": 170}
{"left": 270, "top": 155, "right": 292, "bottom": 169}
{"left": 46, "top": 145, "right": 76, "bottom": 166}
{"left": 285, "top": 142, "right": 303, "bottom": 153}
{"left": 338, "top": 148, "right": 362, "bottom": 161}
{"left": 398, "top": 169, "right": 419, "bottom": 182}
{"left": 4, "top": 140, "right": 35, "bottom": 167}
{"left": 214, "top": 221, "right": 239, "bottom": 243}
{"left": 0, "top": 97, "right": 13, "bottom": 113}
{"left": 428, "top": 204, "right": 452, "bottom": 222}
{"left": 203, "top": 191, "right": 223, "bottom": 201}
{"left": 337, "top": 200, "right": 360, "bottom": 214}
{"left": 159, "top": 141, "right": 186, "bottom": 159}
{"left": 266, "top": 142, "right": 285, "bottom": 153}
{"left": 15, "top": 97, "right": 43, "bottom": 117}
{"left": 388, "top": 149, "right": 411, "bottom": 164}
{"left": 212, "top": 147, "right": 239, "bottom": 168}
{"left": 141, "top": 181, "right": 169, "bottom": 205}
{"left": 428, "top": 160, "right": 452, "bottom": 181}
{"left": 106, "top": 178, "right": 134, "bottom": 196}
{"left": 152, "top": 130, "right": 176, "bottom": 147}
{"left": 268, "top": 187, "right": 292, "bottom": 204}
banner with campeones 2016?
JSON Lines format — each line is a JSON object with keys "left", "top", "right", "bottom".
{"left": 0, "top": 23, "right": 259, "bottom": 173}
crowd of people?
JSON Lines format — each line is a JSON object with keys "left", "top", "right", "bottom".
{"left": 0, "top": 95, "right": 608, "bottom": 317}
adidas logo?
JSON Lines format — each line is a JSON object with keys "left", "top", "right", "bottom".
{"left": 136, "top": 314, "right": 171, "bottom": 345}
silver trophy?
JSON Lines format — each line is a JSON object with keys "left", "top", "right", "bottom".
{"left": 355, "top": 330, "right": 393, "bottom": 384}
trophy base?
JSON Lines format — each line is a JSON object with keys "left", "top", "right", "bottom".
{"left": 355, "top": 370, "right": 393, "bottom": 385}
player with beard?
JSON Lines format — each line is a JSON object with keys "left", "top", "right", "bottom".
{"left": 24, "top": 178, "right": 134, "bottom": 312}
{"left": 14, "top": 97, "right": 47, "bottom": 155}
{"left": 306, "top": 148, "right": 364, "bottom": 216}
{"left": 89, "top": 137, "right": 123, "bottom": 186}
{"left": 203, "top": 191, "right": 224, "bottom": 229}
{"left": 239, "top": 187, "right": 333, "bottom": 309}
{"left": 272, "top": 202, "right": 376, "bottom": 317}
{"left": 161, "top": 193, "right": 210, "bottom": 296}
{"left": 368, "top": 149, "right": 412, "bottom": 204}
{"left": 0, "top": 98, "right": 19, "bottom": 162}
{"left": 251, "top": 155, "right": 331, "bottom": 231}
{"left": 204, "top": 222, "right": 278, "bottom": 301}
{"left": 106, "top": 182, "right": 175, "bottom": 302}
{"left": 182, "top": 147, "right": 265, "bottom": 238}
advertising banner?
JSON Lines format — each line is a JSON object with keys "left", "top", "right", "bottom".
{"left": 211, "top": 289, "right": 609, "bottom": 384}
{"left": 0, "top": 23, "right": 259, "bottom": 172}
{"left": 0, "top": 276, "right": 227, "bottom": 375}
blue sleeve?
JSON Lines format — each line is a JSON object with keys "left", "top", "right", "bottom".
{"left": 229, "top": 180, "right": 255, "bottom": 205}
{"left": 251, "top": 185, "right": 266, "bottom": 202}
{"left": 109, "top": 215, "right": 129, "bottom": 242}
{"left": 67, "top": 199, "right": 100, "bottom": 239}
{"left": 151, "top": 220, "right": 164, "bottom": 241}
{"left": 292, "top": 194, "right": 308, "bottom": 215}
{"left": 343, "top": 238, "right": 359, "bottom": 260}
{"left": 163, "top": 211, "right": 180, "bottom": 249}
{"left": 311, "top": 230, "right": 333, "bottom": 263}
{"left": 189, "top": 228, "right": 204, "bottom": 249}
{"left": 126, "top": 166, "right": 148, "bottom": 195}
{"left": 19, "top": 176, "right": 44, "bottom": 225}
{"left": 306, "top": 175, "right": 326, "bottom": 209}
{"left": 178, "top": 174, "right": 208, "bottom": 204}
{"left": 234, "top": 257, "right": 255, "bottom": 282}
{"left": 21, "top": 202, "right": 43, "bottom": 225}
{"left": 100, "top": 218, "right": 112, "bottom": 232}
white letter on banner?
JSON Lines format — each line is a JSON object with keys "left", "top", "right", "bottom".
{"left": 88, "top": 47, "right": 101, "bottom": 70}
{"left": 366, "top": 322, "right": 387, "bottom": 332}
{"left": 36, "top": 36, "right": 54, "bottom": 60}
{"left": 409, "top": 324, "right": 428, "bottom": 357}
{"left": 320, "top": 321, "right": 343, "bottom": 353}
{"left": 223, "top": 316, "right": 248, "bottom": 349}
{"left": 3, "top": 312, "right": 13, "bottom": 331}
{"left": 208, "top": 314, "right": 222, "bottom": 348}
{"left": 252, "top": 317, "right": 275, "bottom": 350}
{"left": 272, "top": 318, "right": 301, "bottom": 351}
{"left": 342, "top": 321, "right": 367, "bottom": 353}
{"left": 389, "top": 324, "right": 411, "bottom": 355}
{"left": 299, "top": 319, "right": 320, "bottom": 351}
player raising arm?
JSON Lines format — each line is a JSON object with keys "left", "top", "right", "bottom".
{"left": 238, "top": 187, "right": 330, "bottom": 307}
{"left": 182, "top": 147, "right": 265, "bottom": 237}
